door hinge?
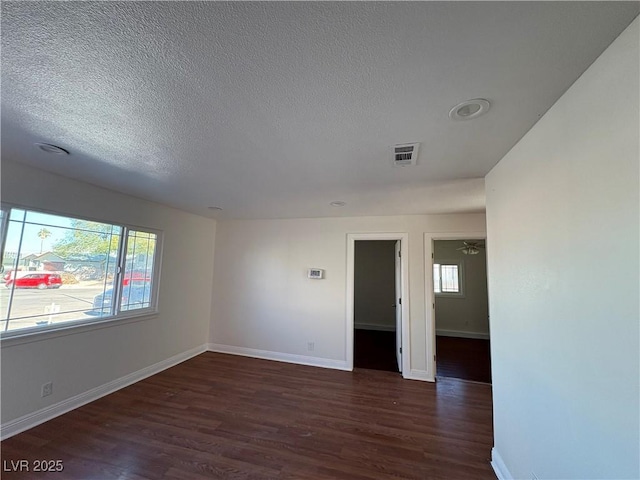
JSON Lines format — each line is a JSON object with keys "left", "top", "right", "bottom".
{"left": 432, "top": 303, "right": 435, "bottom": 309}
{"left": 399, "top": 298, "right": 402, "bottom": 305}
{"left": 434, "top": 355, "right": 436, "bottom": 362}
{"left": 432, "top": 252, "right": 434, "bottom": 259}
{"left": 400, "top": 347, "right": 402, "bottom": 353}
{"left": 398, "top": 250, "right": 401, "bottom": 258}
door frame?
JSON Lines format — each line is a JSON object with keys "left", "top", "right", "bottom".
{"left": 424, "top": 232, "right": 486, "bottom": 380}
{"left": 346, "top": 233, "right": 409, "bottom": 374}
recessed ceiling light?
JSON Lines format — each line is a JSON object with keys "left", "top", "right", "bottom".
{"left": 208, "top": 206, "right": 222, "bottom": 211}
{"left": 35, "top": 143, "right": 70, "bottom": 155}
{"left": 448, "top": 99, "right": 491, "bottom": 121}
{"left": 330, "top": 201, "right": 346, "bottom": 207}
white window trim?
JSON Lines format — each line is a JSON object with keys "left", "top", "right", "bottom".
{"left": 434, "top": 259, "right": 465, "bottom": 298}
{"left": 0, "top": 310, "right": 158, "bottom": 347}
{"left": 0, "top": 203, "right": 163, "bottom": 342}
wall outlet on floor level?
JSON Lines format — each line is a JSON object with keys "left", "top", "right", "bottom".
{"left": 307, "top": 342, "right": 314, "bottom": 352}
{"left": 41, "top": 381, "right": 53, "bottom": 398}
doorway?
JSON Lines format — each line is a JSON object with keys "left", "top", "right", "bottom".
{"left": 432, "top": 239, "right": 491, "bottom": 383}
{"left": 352, "top": 240, "right": 400, "bottom": 372}
{"left": 346, "top": 233, "right": 408, "bottom": 374}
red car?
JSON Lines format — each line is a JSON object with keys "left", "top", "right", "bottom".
{"left": 122, "top": 271, "right": 152, "bottom": 286}
{"left": 6, "top": 272, "right": 63, "bottom": 290}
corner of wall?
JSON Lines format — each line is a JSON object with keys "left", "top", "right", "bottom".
{"left": 490, "top": 448, "right": 513, "bottom": 480}
{"left": 206, "top": 219, "right": 218, "bottom": 345}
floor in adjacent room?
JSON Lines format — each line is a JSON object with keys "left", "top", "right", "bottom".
{"left": 436, "top": 336, "right": 492, "bottom": 384}
{"left": 1, "top": 352, "right": 495, "bottom": 480}
{"left": 353, "top": 328, "right": 399, "bottom": 372}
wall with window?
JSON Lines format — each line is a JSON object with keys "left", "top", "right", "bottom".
{"left": 1, "top": 161, "right": 217, "bottom": 424}
{"left": 486, "top": 18, "right": 639, "bottom": 479}
{"left": 433, "top": 240, "right": 488, "bottom": 338}
{"left": 1, "top": 208, "right": 161, "bottom": 333}
{"left": 210, "top": 214, "right": 486, "bottom": 375}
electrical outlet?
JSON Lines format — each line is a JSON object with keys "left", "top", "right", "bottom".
{"left": 307, "top": 342, "right": 314, "bottom": 352}
{"left": 41, "top": 382, "right": 53, "bottom": 398}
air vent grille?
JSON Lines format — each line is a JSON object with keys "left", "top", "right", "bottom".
{"left": 393, "top": 143, "right": 420, "bottom": 167}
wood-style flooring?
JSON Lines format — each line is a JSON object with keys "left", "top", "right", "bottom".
{"left": 354, "top": 329, "right": 398, "bottom": 373}
{"left": 1, "top": 352, "right": 495, "bottom": 479}
{"left": 436, "top": 336, "right": 492, "bottom": 384}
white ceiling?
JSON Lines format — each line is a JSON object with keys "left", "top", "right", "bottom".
{"left": 2, "top": 2, "right": 638, "bottom": 220}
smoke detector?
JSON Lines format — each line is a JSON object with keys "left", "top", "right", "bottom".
{"left": 392, "top": 143, "right": 420, "bottom": 167}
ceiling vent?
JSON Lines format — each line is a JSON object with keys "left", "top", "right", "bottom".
{"left": 392, "top": 143, "right": 419, "bottom": 167}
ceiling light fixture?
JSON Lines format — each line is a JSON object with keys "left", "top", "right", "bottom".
{"left": 448, "top": 99, "right": 491, "bottom": 121}
{"left": 330, "top": 201, "right": 346, "bottom": 207}
{"left": 208, "top": 206, "right": 222, "bottom": 211}
{"left": 35, "top": 143, "right": 70, "bottom": 155}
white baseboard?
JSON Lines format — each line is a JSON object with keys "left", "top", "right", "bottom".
{"left": 0, "top": 344, "right": 208, "bottom": 441}
{"left": 355, "top": 323, "right": 395, "bottom": 332}
{"left": 403, "top": 369, "right": 435, "bottom": 382}
{"left": 491, "top": 447, "right": 513, "bottom": 480}
{"left": 208, "top": 343, "right": 350, "bottom": 371}
{"left": 436, "top": 329, "right": 490, "bottom": 340}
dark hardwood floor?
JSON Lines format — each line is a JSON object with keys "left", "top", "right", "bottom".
{"left": 1, "top": 352, "right": 495, "bottom": 479}
{"left": 436, "top": 336, "right": 492, "bottom": 384}
{"left": 354, "top": 328, "right": 398, "bottom": 372}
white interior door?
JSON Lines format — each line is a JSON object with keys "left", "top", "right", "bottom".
{"left": 395, "top": 240, "right": 402, "bottom": 373}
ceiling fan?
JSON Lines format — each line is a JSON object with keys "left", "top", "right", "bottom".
{"left": 457, "top": 241, "right": 485, "bottom": 255}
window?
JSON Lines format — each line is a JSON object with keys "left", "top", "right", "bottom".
{"left": 433, "top": 261, "right": 464, "bottom": 296}
{"left": 0, "top": 205, "right": 161, "bottom": 337}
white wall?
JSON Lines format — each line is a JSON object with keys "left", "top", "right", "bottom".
{"left": 486, "top": 18, "right": 639, "bottom": 480}
{"left": 354, "top": 240, "right": 396, "bottom": 331}
{"left": 434, "top": 240, "right": 489, "bottom": 338}
{"left": 1, "top": 161, "right": 217, "bottom": 424}
{"left": 210, "top": 214, "right": 486, "bottom": 376}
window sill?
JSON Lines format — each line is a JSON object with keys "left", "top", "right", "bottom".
{"left": 435, "top": 293, "right": 466, "bottom": 299}
{"left": 0, "top": 310, "right": 159, "bottom": 347}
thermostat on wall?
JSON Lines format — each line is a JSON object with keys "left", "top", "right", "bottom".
{"left": 308, "top": 268, "right": 324, "bottom": 279}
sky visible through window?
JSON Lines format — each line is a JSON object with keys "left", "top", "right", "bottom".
{"left": 6, "top": 209, "right": 73, "bottom": 256}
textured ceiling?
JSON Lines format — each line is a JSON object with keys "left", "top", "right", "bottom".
{"left": 2, "top": 2, "right": 638, "bottom": 219}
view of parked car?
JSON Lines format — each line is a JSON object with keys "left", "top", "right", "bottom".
{"left": 5, "top": 272, "right": 63, "bottom": 290}
{"left": 91, "top": 284, "right": 150, "bottom": 314}
{"left": 122, "top": 271, "right": 152, "bottom": 286}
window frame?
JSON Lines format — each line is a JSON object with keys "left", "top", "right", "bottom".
{"left": 0, "top": 202, "right": 163, "bottom": 341}
{"left": 433, "top": 259, "right": 465, "bottom": 298}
